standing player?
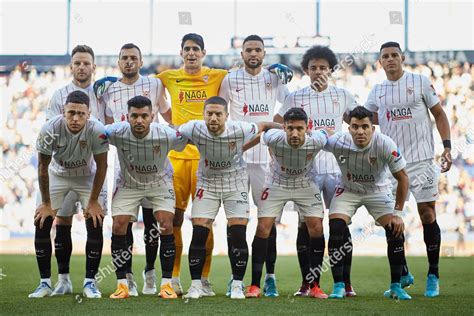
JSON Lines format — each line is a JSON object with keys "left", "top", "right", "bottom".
{"left": 99, "top": 43, "right": 172, "bottom": 296}
{"left": 178, "top": 96, "right": 280, "bottom": 299}
{"left": 365, "top": 41, "right": 452, "bottom": 297}
{"left": 106, "top": 96, "right": 187, "bottom": 299}
{"left": 275, "top": 46, "right": 357, "bottom": 296}
{"left": 45, "top": 45, "right": 108, "bottom": 296}
{"left": 156, "top": 33, "right": 228, "bottom": 296}
{"left": 29, "top": 91, "right": 108, "bottom": 298}
{"left": 246, "top": 108, "right": 329, "bottom": 299}
{"left": 219, "top": 34, "right": 289, "bottom": 297}
{"left": 325, "top": 106, "right": 411, "bottom": 300}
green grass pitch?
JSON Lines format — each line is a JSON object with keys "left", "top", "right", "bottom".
{"left": 0, "top": 255, "right": 473, "bottom": 315}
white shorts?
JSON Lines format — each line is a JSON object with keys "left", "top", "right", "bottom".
{"left": 247, "top": 163, "right": 267, "bottom": 208}
{"left": 37, "top": 172, "right": 107, "bottom": 215}
{"left": 259, "top": 183, "right": 324, "bottom": 219}
{"left": 112, "top": 184, "right": 175, "bottom": 222}
{"left": 391, "top": 159, "right": 440, "bottom": 203}
{"left": 314, "top": 173, "right": 341, "bottom": 208}
{"left": 111, "top": 147, "right": 152, "bottom": 210}
{"left": 329, "top": 188, "right": 395, "bottom": 222}
{"left": 191, "top": 187, "right": 250, "bottom": 220}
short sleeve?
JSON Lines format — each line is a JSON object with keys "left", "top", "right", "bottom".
{"left": 36, "top": 122, "right": 54, "bottom": 155}
{"left": 344, "top": 90, "right": 359, "bottom": 114}
{"left": 421, "top": 75, "right": 440, "bottom": 109}
{"left": 46, "top": 91, "right": 63, "bottom": 120}
{"left": 241, "top": 122, "right": 259, "bottom": 143}
{"left": 91, "top": 122, "right": 109, "bottom": 155}
{"left": 278, "top": 92, "right": 294, "bottom": 116}
{"left": 364, "top": 87, "right": 379, "bottom": 112}
{"left": 384, "top": 137, "right": 406, "bottom": 174}
{"left": 218, "top": 74, "right": 231, "bottom": 103}
{"left": 178, "top": 120, "right": 197, "bottom": 139}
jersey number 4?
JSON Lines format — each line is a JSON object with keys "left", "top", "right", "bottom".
{"left": 196, "top": 189, "right": 205, "bottom": 200}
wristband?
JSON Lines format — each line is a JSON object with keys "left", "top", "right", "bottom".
{"left": 393, "top": 209, "right": 404, "bottom": 217}
{"left": 442, "top": 139, "right": 451, "bottom": 149}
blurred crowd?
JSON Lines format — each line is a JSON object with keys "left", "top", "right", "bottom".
{"left": 1, "top": 60, "right": 473, "bottom": 255}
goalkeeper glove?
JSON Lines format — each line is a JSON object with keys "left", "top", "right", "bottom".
{"left": 93, "top": 76, "right": 118, "bottom": 99}
{"left": 268, "top": 63, "right": 294, "bottom": 85}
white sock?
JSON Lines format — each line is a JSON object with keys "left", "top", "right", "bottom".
{"left": 191, "top": 279, "right": 202, "bottom": 288}
{"left": 265, "top": 274, "right": 276, "bottom": 280}
{"left": 172, "top": 276, "right": 180, "bottom": 282}
{"left": 201, "top": 277, "right": 209, "bottom": 282}
{"left": 41, "top": 278, "right": 51, "bottom": 287}
{"left": 161, "top": 278, "right": 172, "bottom": 286}
{"left": 84, "top": 278, "right": 95, "bottom": 286}
{"left": 232, "top": 280, "right": 243, "bottom": 288}
{"left": 118, "top": 279, "right": 128, "bottom": 287}
{"left": 58, "top": 273, "right": 70, "bottom": 281}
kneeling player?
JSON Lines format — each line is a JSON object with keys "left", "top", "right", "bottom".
{"left": 106, "top": 96, "right": 187, "bottom": 299}
{"left": 30, "top": 91, "right": 109, "bottom": 298}
{"left": 325, "top": 107, "right": 411, "bottom": 300}
{"left": 246, "top": 108, "right": 329, "bottom": 299}
{"left": 178, "top": 96, "right": 279, "bottom": 299}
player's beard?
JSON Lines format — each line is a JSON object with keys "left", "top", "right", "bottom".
{"left": 244, "top": 59, "right": 262, "bottom": 69}
{"left": 123, "top": 70, "right": 139, "bottom": 79}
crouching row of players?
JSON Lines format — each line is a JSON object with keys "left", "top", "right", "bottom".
{"left": 30, "top": 91, "right": 412, "bottom": 300}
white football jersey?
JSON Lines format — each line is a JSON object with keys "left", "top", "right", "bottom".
{"left": 262, "top": 129, "right": 328, "bottom": 189}
{"left": 102, "top": 76, "right": 169, "bottom": 122}
{"left": 219, "top": 68, "right": 289, "bottom": 164}
{"left": 364, "top": 71, "right": 440, "bottom": 163}
{"left": 105, "top": 122, "right": 186, "bottom": 189}
{"left": 36, "top": 115, "right": 109, "bottom": 177}
{"left": 325, "top": 131, "right": 406, "bottom": 194}
{"left": 279, "top": 85, "right": 358, "bottom": 174}
{"left": 178, "top": 120, "right": 259, "bottom": 192}
{"left": 47, "top": 82, "right": 106, "bottom": 123}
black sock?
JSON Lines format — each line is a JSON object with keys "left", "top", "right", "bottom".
{"left": 227, "top": 225, "right": 234, "bottom": 271}
{"left": 85, "top": 218, "right": 103, "bottom": 279}
{"left": 401, "top": 257, "right": 409, "bottom": 277}
{"left": 159, "top": 234, "right": 175, "bottom": 279}
{"left": 342, "top": 226, "right": 353, "bottom": 285}
{"left": 328, "top": 219, "right": 346, "bottom": 284}
{"left": 229, "top": 225, "right": 248, "bottom": 281}
{"left": 296, "top": 223, "right": 310, "bottom": 284}
{"left": 423, "top": 220, "right": 441, "bottom": 278}
{"left": 143, "top": 208, "right": 158, "bottom": 272}
{"left": 251, "top": 236, "right": 268, "bottom": 287}
{"left": 309, "top": 236, "right": 325, "bottom": 286}
{"left": 126, "top": 222, "right": 133, "bottom": 274}
{"left": 55, "top": 224, "right": 72, "bottom": 274}
{"left": 111, "top": 234, "right": 129, "bottom": 279}
{"left": 265, "top": 224, "right": 277, "bottom": 275}
{"left": 385, "top": 226, "right": 405, "bottom": 284}
{"left": 188, "top": 226, "right": 209, "bottom": 280}
{"left": 35, "top": 217, "right": 54, "bottom": 279}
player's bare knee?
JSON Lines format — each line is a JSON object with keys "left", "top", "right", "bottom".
{"left": 156, "top": 213, "right": 174, "bottom": 234}
{"left": 384, "top": 225, "right": 405, "bottom": 242}
{"left": 305, "top": 217, "right": 324, "bottom": 237}
{"left": 112, "top": 216, "right": 130, "bottom": 235}
{"left": 256, "top": 220, "right": 273, "bottom": 238}
{"left": 418, "top": 202, "right": 436, "bottom": 224}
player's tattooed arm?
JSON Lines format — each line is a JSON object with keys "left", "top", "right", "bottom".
{"left": 429, "top": 104, "right": 452, "bottom": 172}
{"left": 38, "top": 153, "right": 52, "bottom": 204}
{"left": 392, "top": 168, "right": 409, "bottom": 212}
{"left": 273, "top": 113, "right": 284, "bottom": 124}
{"left": 257, "top": 121, "right": 282, "bottom": 133}
{"left": 35, "top": 153, "right": 55, "bottom": 228}
{"left": 85, "top": 152, "right": 108, "bottom": 228}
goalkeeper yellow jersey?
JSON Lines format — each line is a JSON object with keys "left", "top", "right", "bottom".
{"left": 157, "top": 67, "right": 227, "bottom": 159}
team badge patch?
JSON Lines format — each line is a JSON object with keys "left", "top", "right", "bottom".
{"left": 407, "top": 87, "right": 414, "bottom": 95}
{"left": 266, "top": 82, "right": 272, "bottom": 89}
{"left": 332, "top": 100, "right": 340, "bottom": 107}
{"left": 369, "top": 156, "right": 377, "bottom": 165}
{"left": 80, "top": 140, "right": 87, "bottom": 149}
{"left": 391, "top": 149, "right": 401, "bottom": 157}
{"left": 153, "top": 146, "right": 161, "bottom": 154}
{"left": 202, "top": 75, "right": 209, "bottom": 83}
{"left": 306, "top": 153, "right": 314, "bottom": 161}
{"left": 142, "top": 90, "right": 150, "bottom": 97}
{"left": 228, "top": 141, "right": 236, "bottom": 151}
